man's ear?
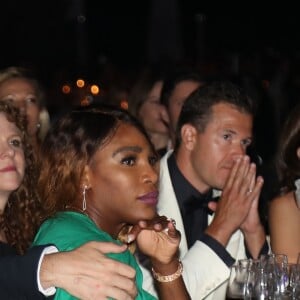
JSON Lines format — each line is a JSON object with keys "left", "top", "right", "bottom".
{"left": 180, "top": 124, "right": 198, "bottom": 151}
{"left": 297, "top": 147, "right": 300, "bottom": 159}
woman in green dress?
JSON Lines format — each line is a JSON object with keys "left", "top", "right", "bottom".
{"left": 33, "top": 104, "right": 190, "bottom": 300}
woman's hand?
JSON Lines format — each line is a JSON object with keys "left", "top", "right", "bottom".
{"left": 128, "top": 215, "right": 180, "bottom": 265}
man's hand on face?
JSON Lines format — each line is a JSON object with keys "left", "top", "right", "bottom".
{"left": 205, "top": 155, "right": 264, "bottom": 247}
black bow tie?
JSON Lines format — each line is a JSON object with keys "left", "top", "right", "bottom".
{"left": 184, "top": 194, "right": 217, "bottom": 216}
{"left": 182, "top": 193, "right": 219, "bottom": 248}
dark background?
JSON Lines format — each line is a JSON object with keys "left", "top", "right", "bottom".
{"left": 1, "top": 1, "right": 300, "bottom": 103}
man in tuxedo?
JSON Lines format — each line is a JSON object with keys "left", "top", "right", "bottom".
{"left": 141, "top": 81, "right": 268, "bottom": 299}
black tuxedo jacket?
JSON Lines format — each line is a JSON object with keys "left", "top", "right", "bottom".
{"left": 0, "top": 242, "right": 52, "bottom": 299}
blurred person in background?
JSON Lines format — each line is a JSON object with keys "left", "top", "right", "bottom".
{"left": 128, "top": 66, "right": 170, "bottom": 157}
{"left": 160, "top": 66, "right": 206, "bottom": 148}
{"left": 0, "top": 66, "right": 50, "bottom": 153}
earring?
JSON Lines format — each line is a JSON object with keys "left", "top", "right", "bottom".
{"left": 82, "top": 185, "right": 87, "bottom": 211}
{"left": 36, "top": 123, "right": 41, "bottom": 129}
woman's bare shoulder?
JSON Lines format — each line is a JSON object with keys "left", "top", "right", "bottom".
{"left": 269, "top": 192, "right": 298, "bottom": 213}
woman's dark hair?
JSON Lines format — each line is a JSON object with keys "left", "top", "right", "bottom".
{"left": 38, "top": 104, "right": 155, "bottom": 219}
{"left": 0, "top": 101, "right": 42, "bottom": 254}
{"left": 276, "top": 104, "right": 300, "bottom": 193}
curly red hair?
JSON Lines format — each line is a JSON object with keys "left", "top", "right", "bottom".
{"left": 0, "top": 101, "right": 44, "bottom": 254}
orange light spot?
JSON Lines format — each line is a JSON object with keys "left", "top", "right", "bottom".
{"left": 90, "top": 85, "right": 100, "bottom": 95}
{"left": 62, "top": 85, "right": 71, "bottom": 94}
{"left": 77, "top": 79, "right": 85, "bottom": 88}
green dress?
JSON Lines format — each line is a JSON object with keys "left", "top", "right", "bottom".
{"left": 32, "top": 211, "right": 156, "bottom": 300}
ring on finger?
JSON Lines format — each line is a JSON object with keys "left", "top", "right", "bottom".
{"left": 167, "top": 217, "right": 176, "bottom": 227}
{"left": 247, "top": 188, "right": 253, "bottom": 194}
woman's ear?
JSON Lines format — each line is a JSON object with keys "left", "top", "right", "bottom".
{"left": 81, "top": 165, "right": 91, "bottom": 189}
{"left": 180, "top": 124, "right": 197, "bottom": 151}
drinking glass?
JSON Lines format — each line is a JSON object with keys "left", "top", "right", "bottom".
{"left": 226, "top": 260, "right": 252, "bottom": 299}
{"left": 271, "top": 254, "right": 289, "bottom": 295}
{"left": 289, "top": 253, "right": 300, "bottom": 299}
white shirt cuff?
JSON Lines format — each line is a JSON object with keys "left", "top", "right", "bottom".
{"left": 37, "top": 245, "right": 59, "bottom": 296}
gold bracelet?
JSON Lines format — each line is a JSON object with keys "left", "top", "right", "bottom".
{"left": 151, "top": 261, "right": 183, "bottom": 283}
